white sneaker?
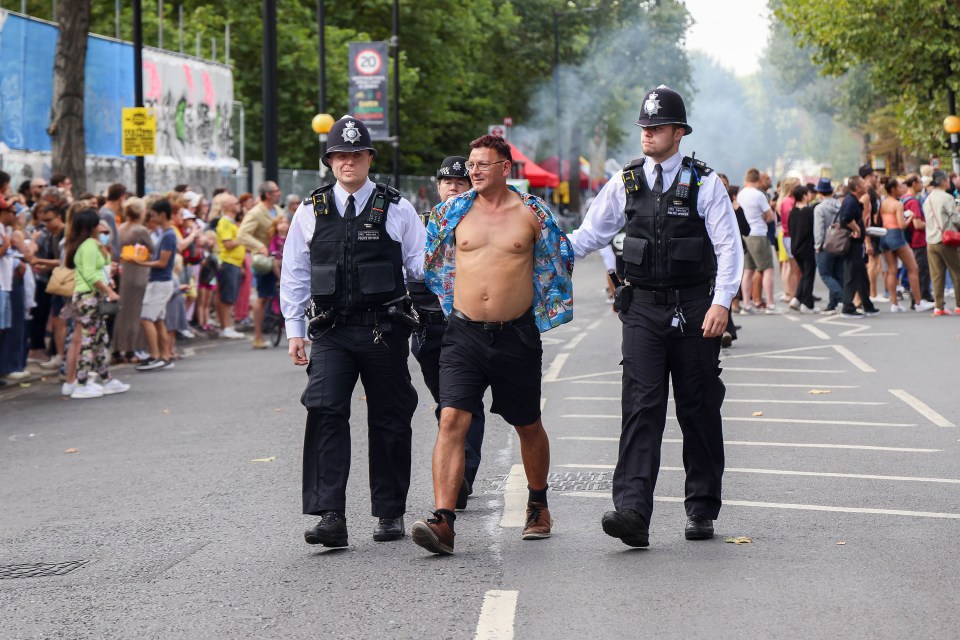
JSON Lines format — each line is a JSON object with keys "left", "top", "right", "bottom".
{"left": 101, "top": 378, "right": 131, "bottom": 395}
{"left": 764, "top": 305, "right": 782, "bottom": 315}
{"left": 71, "top": 382, "right": 104, "bottom": 399}
{"left": 5, "top": 371, "right": 29, "bottom": 381}
{"left": 870, "top": 294, "right": 890, "bottom": 303}
{"left": 220, "top": 327, "right": 245, "bottom": 339}
{"left": 178, "top": 328, "right": 196, "bottom": 339}
{"left": 800, "top": 304, "right": 820, "bottom": 314}
{"left": 915, "top": 300, "right": 935, "bottom": 312}
{"left": 890, "top": 304, "right": 905, "bottom": 313}
{"left": 788, "top": 297, "right": 801, "bottom": 311}
{"left": 61, "top": 382, "right": 77, "bottom": 396}
{"left": 820, "top": 308, "right": 838, "bottom": 316}
{"left": 39, "top": 355, "right": 63, "bottom": 370}
{"left": 945, "top": 288, "right": 955, "bottom": 298}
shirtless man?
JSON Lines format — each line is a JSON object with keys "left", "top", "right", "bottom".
{"left": 412, "top": 135, "right": 574, "bottom": 555}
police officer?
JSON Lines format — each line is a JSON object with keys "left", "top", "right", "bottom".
{"left": 280, "top": 115, "right": 426, "bottom": 547}
{"left": 408, "top": 156, "right": 485, "bottom": 510}
{"left": 568, "top": 86, "right": 744, "bottom": 547}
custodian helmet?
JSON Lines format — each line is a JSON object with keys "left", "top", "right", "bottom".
{"left": 635, "top": 85, "right": 692, "bottom": 135}
{"left": 322, "top": 115, "right": 377, "bottom": 167}
{"left": 436, "top": 156, "right": 470, "bottom": 181}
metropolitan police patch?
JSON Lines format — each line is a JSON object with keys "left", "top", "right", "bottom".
{"left": 342, "top": 121, "right": 361, "bottom": 144}
{"left": 643, "top": 91, "right": 661, "bottom": 116}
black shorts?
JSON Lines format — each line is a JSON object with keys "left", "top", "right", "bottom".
{"left": 439, "top": 309, "right": 542, "bottom": 427}
{"left": 217, "top": 263, "right": 243, "bottom": 304}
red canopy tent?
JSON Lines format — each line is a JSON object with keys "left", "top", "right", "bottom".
{"left": 508, "top": 142, "right": 559, "bottom": 188}
{"left": 540, "top": 156, "right": 590, "bottom": 190}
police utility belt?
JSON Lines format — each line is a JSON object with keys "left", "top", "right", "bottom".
{"left": 307, "top": 296, "right": 421, "bottom": 335}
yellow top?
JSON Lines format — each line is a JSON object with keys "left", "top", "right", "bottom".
{"left": 216, "top": 216, "right": 246, "bottom": 267}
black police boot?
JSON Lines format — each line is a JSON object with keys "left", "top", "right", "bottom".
{"left": 684, "top": 515, "right": 714, "bottom": 540}
{"left": 456, "top": 477, "right": 472, "bottom": 511}
{"left": 601, "top": 509, "right": 649, "bottom": 548}
{"left": 373, "top": 516, "right": 405, "bottom": 542}
{"left": 304, "top": 511, "right": 348, "bottom": 547}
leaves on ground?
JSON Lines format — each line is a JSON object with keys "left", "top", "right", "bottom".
{"left": 724, "top": 536, "right": 753, "bottom": 544}
{"left": 808, "top": 389, "right": 832, "bottom": 394}
{"left": 752, "top": 411, "right": 763, "bottom": 416}
{"left": 273, "top": 408, "right": 284, "bottom": 412}
{"left": 161, "top": 408, "right": 170, "bottom": 414}
{"left": 836, "top": 541, "right": 847, "bottom": 545}
{"left": 251, "top": 456, "right": 277, "bottom": 463}
{"left": 64, "top": 448, "right": 78, "bottom": 454}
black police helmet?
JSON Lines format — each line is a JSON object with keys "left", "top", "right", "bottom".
{"left": 436, "top": 156, "right": 470, "bottom": 182}
{"left": 635, "top": 85, "right": 692, "bottom": 136}
{"left": 322, "top": 115, "right": 377, "bottom": 167}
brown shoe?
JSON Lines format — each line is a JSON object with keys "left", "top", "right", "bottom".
{"left": 252, "top": 338, "right": 268, "bottom": 349}
{"left": 522, "top": 502, "right": 552, "bottom": 540}
{"left": 411, "top": 511, "right": 455, "bottom": 555}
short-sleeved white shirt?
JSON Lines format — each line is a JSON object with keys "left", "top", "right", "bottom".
{"left": 738, "top": 187, "right": 771, "bottom": 236}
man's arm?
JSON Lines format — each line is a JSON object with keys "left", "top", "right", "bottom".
{"left": 237, "top": 205, "right": 268, "bottom": 254}
{"left": 567, "top": 175, "right": 626, "bottom": 259}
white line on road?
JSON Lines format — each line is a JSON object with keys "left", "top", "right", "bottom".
{"left": 563, "top": 493, "right": 960, "bottom": 520}
{"left": 557, "top": 436, "right": 941, "bottom": 452}
{"left": 723, "top": 345, "right": 834, "bottom": 360}
{"left": 802, "top": 324, "right": 831, "bottom": 340}
{"left": 724, "top": 383, "right": 859, "bottom": 388}
{"left": 547, "top": 369, "right": 620, "bottom": 383}
{"left": 759, "top": 355, "right": 830, "bottom": 360}
{"left": 723, "top": 367, "right": 846, "bottom": 373}
{"left": 889, "top": 388, "right": 955, "bottom": 427}
{"left": 586, "top": 318, "right": 604, "bottom": 330}
{"left": 564, "top": 397, "right": 884, "bottom": 406}
{"left": 542, "top": 353, "right": 569, "bottom": 382}
{"left": 540, "top": 397, "right": 546, "bottom": 411}
{"left": 561, "top": 415, "right": 916, "bottom": 427}
{"left": 559, "top": 463, "right": 960, "bottom": 484}
{"left": 781, "top": 314, "right": 800, "bottom": 322}
{"left": 563, "top": 332, "right": 587, "bottom": 350}
{"left": 475, "top": 590, "right": 518, "bottom": 640}
{"left": 500, "top": 464, "right": 527, "bottom": 528}
{"left": 831, "top": 344, "right": 876, "bottom": 373}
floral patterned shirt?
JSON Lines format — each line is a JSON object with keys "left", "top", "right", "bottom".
{"left": 424, "top": 185, "right": 574, "bottom": 333}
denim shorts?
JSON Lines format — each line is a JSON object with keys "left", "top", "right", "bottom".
{"left": 879, "top": 228, "right": 907, "bottom": 252}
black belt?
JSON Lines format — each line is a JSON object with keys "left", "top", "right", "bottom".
{"left": 450, "top": 308, "right": 532, "bottom": 331}
{"left": 335, "top": 310, "right": 390, "bottom": 325}
{"left": 415, "top": 308, "right": 447, "bottom": 325}
{"left": 626, "top": 282, "right": 714, "bottom": 304}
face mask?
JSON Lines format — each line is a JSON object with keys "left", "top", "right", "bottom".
{"left": 99, "top": 233, "right": 111, "bottom": 245}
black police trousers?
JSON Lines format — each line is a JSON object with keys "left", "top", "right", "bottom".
{"left": 614, "top": 294, "right": 726, "bottom": 522}
{"left": 301, "top": 323, "right": 417, "bottom": 518}
{"left": 411, "top": 322, "right": 486, "bottom": 485}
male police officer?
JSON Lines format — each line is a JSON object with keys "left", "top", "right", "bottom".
{"left": 568, "top": 86, "right": 743, "bottom": 547}
{"left": 408, "top": 156, "right": 486, "bottom": 510}
{"left": 280, "top": 115, "right": 426, "bottom": 547}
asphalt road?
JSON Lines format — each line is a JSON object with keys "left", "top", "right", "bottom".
{"left": 2, "top": 253, "right": 959, "bottom": 639}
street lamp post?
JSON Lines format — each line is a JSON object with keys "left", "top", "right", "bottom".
{"left": 313, "top": 113, "right": 334, "bottom": 182}
{"left": 946, "top": 89, "right": 960, "bottom": 176}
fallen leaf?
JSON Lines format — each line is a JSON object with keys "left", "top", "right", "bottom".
{"left": 251, "top": 456, "right": 277, "bottom": 463}
{"left": 752, "top": 411, "right": 763, "bottom": 417}
{"left": 724, "top": 536, "right": 752, "bottom": 544}
{"left": 19, "top": 382, "right": 31, "bottom": 388}
{"left": 809, "top": 389, "right": 832, "bottom": 395}
{"left": 273, "top": 408, "right": 284, "bottom": 413}
{"left": 64, "top": 448, "right": 79, "bottom": 454}
{"left": 359, "top": 395, "right": 367, "bottom": 401}
{"left": 836, "top": 541, "right": 847, "bottom": 545}
{"left": 161, "top": 409, "right": 170, "bottom": 414}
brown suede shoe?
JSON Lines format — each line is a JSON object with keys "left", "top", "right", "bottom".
{"left": 411, "top": 511, "right": 455, "bottom": 555}
{"left": 521, "top": 502, "right": 552, "bottom": 540}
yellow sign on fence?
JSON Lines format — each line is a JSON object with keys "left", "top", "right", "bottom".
{"left": 121, "top": 107, "right": 156, "bottom": 156}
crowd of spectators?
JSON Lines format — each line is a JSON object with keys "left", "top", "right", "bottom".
{"left": 0, "top": 172, "right": 294, "bottom": 398}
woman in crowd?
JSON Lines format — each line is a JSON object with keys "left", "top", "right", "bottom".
{"left": 879, "top": 178, "right": 934, "bottom": 313}
{"left": 63, "top": 208, "right": 129, "bottom": 399}
{"left": 778, "top": 176, "right": 801, "bottom": 303}
{"left": 115, "top": 197, "right": 154, "bottom": 362}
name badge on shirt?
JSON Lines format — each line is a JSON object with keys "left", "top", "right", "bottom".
{"left": 358, "top": 229, "right": 380, "bottom": 241}
{"left": 666, "top": 205, "right": 690, "bottom": 217}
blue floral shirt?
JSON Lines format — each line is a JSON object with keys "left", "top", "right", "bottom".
{"left": 424, "top": 185, "right": 574, "bottom": 333}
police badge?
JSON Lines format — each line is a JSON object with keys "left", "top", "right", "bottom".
{"left": 341, "top": 121, "right": 361, "bottom": 144}
{"left": 452, "top": 161, "right": 463, "bottom": 172}
{"left": 643, "top": 92, "right": 661, "bottom": 116}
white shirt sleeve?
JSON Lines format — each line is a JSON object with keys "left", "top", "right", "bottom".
{"left": 280, "top": 202, "right": 313, "bottom": 339}
{"left": 698, "top": 173, "right": 745, "bottom": 308}
{"left": 568, "top": 173, "right": 627, "bottom": 258}
{"left": 386, "top": 198, "right": 426, "bottom": 281}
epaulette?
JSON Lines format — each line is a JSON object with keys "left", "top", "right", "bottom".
{"left": 622, "top": 157, "right": 645, "bottom": 194}
{"left": 309, "top": 183, "right": 336, "bottom": 217}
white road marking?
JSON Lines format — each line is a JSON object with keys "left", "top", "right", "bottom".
{"left": 564, "top": 493, "right": 960, "bottom": 520}
{"left": 500, "top": 464, "right": 528, "bottom": 528}
{"left": 802, "top": 324, "right": 831, "bottom": 340}
{"left": 548, "top": 368, "right": 619, "bottom": 383}
{"left": 889, "top": 388, "right": 955, "bottom": 427}
{"left": 722, "top": 345, "right": 834, "bottom": 360}
{"left": 474, "top": 590, "right": 518, "bottom": 640}
{"left": 759, "top": 355, "right": 830, "bottom": 360}
{"left": 557, "top": 436, "right": 941, "bottom": 452}
{"left": 540, "top": 397, "right": 546, "bottom": 411}
{"left": 561, "top": 415, "right": 916, "bottom": 427}
{"left": 564, "top": 397, "right": 884, "bottom": 406}
{"left": 563, "top": 332, "right": 587, "bottom": 350}
{"left": 559, "top": 463, "right": 960, "bottom": 484}
{"left": 781, "top": 314, "right": 800, "bottom": 322}
{"left": 831, "top": 344, "right": 876, "bottom": 373}
{"left": 542, "top": 353, "right": 569, "bottom": 382}
{"left": 724, "top": 383, "right": 858, "bottom": 389}
{"left": 723, "top": 367, "right": 845, "bottom": 373}
{"left": 586, "top": 318, "right": 604, "bottom": 330}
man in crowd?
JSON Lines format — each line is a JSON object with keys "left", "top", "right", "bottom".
{"left": 812, "top": 179, "right": 844, "bottom": 315}
{"left": 839, "top": 176, "right": 880, "bottom": 319}
{"left": 568, "top": 85, "right": 743, "bottom": 548}
{"left": 215, "top": 192, "right": 247, "bottom": 339}
{"left": 281, "top": 116, "right": 425, "bottom": 548}
{"left": 902, "top": 174, "right": 933, "bottom": 306}
{"left": 50, "top": 173, "right": 74, "bottom": 204}
{"left": 408, "top": 156, "right": 486, "bottom": 510}
{"left": 99, "top": 183, "right": 126, "bottom": 260}
{"left": 413, "top": 135, "right": 571, "bottom": 555}
{"left": 239, "top": 181, "right": 282, "bottom": 349}
{"left": 135, "top": 199, "right": 177, "bottom": 370}
{"left": 285, "top": 194, "right": 301, "bottom": 219}
{"left": 787, "top": 185, "right": 817, "bottom": 313}
{"left": 738, "top": 168, "right": 777, "bottom": 313}
{"left": 26, "top": 204, "right": 66, "bottom": 368}
{"left": 26, "top": 178, "right": 48, "bottom": 210}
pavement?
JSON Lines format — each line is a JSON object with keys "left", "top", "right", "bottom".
{"left": 2, "top": 253, "right": 960, "bottom": 639}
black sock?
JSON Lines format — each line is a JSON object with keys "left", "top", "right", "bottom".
{"left": 528, "top": 485, "right": 548, "bottom": 507}
{"left": 436, "top": 508, "right": 456, "bottom": 529}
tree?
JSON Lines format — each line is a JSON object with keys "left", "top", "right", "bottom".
{"left": 49, "top": 0, "right": 91, "bottom": 192}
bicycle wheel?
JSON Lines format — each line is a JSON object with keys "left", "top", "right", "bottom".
{"left": 272, "top": 315, "right": 283, "bottom": 347}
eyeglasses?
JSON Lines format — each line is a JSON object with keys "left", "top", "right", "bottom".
{"left": 465, "top": 160, "right": 507, "bottom": 172}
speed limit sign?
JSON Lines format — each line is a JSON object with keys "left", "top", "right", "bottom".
{"left": 488, "top": 125, "right": 506, "bottom": 138}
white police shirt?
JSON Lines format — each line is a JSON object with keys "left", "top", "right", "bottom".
{"left": 280, "top": 179, "right": 426, "bottom": 338}
{"left": 568, "top": 150, "right": 744, "bottom": 308}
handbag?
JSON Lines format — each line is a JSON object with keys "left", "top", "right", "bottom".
{"left": 823, "top": 211, "right": 852, "bottom": 256}
{"left": 45, "top": 266, "right": 75, "bottom": 296}
{"left": 97, "top": 299, "right": 120, "bottom": 316}
{"left": 927, "top": 202, "right": 960, "bottom": 247}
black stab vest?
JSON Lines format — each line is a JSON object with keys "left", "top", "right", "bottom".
{"left": 620, "top": 156, "right": 717, "bottom": 289}
{"left": 309, "top": 185, "right": 407, "bottom": 313}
